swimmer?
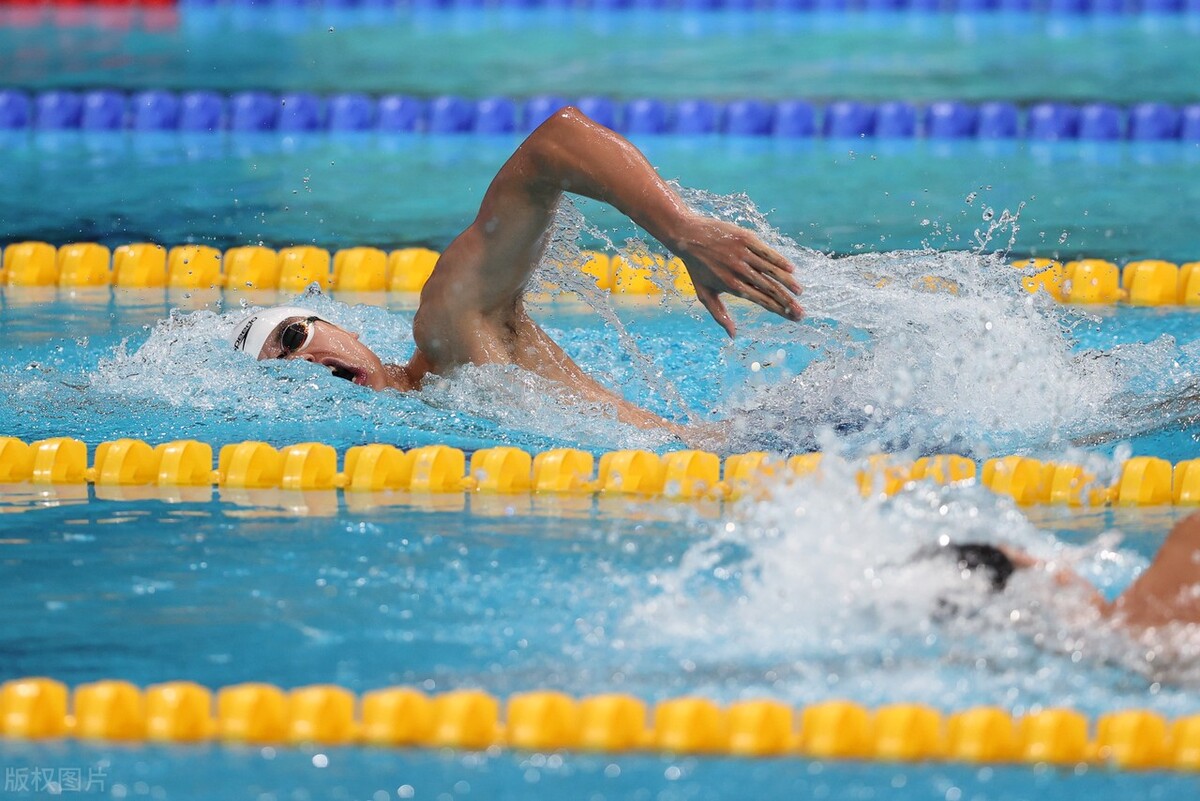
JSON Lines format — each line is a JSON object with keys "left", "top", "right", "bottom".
{"left": 927, "top": 510, "right": 1200, "bottom": 630}
{"left": 229, "top": 107, "right": 804, "bottom": 434}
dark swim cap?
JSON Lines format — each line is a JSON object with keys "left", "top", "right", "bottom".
{"left": 913, "top": 542, "right": 1021, "bottom": 622}
{"left": 917, "top": 542, "right": 1019, "bottom": 593}
{"left": 948, "top": 543, "right": 1018, "bottom": 592}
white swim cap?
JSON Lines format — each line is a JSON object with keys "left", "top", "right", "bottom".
{"left": 229, "top": 305, "right": 321, "bottom": 359}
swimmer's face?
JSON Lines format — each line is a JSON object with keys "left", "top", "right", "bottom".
{"left": 259, "top": 316, "right": 389, "bottom": 390}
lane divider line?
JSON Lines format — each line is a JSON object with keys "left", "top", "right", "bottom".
{"left": 1, "top": 677, "right": 1196, "bottom": 769}
{"left": 3, "top": 91, "right": 1199, "bottom": 141}
{"left": 2, "top": 0, "right": 1192, "bottom": 16}
{"left": 175, "top": 0, "right": 1200, "bottom": 15}
{"left": 4, "top": 241, "right": 1200, "bottom": 306}
{"left": 1, "top": 243, "right": 690, "bottom": 295}
{"left": 0, "top": 437, "right": 1194, "bottom": 507}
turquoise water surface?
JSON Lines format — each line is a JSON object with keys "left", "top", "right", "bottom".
{"left": 6, "top": 4, "right": 1200, "bottom": 800}
{"left": 3, "top": 133, "right": 1200, "bottom": 262}
{"left": 6, "top": 740, "right": 1199, "bottom": 801}
{"left": 2, "top": 10, "right": 1200, "bottom": 103}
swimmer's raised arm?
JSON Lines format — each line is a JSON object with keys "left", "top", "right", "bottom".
{"left": 408, "top": 106, "right": 804, "bottom": 435}
{"left": 230, "top": 109, "right": 798, "bottom": 434}
{"left": 420, "top": 106, "right": 804, "bottom": 341}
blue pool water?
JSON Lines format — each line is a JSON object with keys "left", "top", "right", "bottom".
{"left": 8, "top": 740, "right": 1200, "bottom": 801}
{"left": 4, "top": 134, "right": 1200, "bottom": 261}
{"left": 5, "top": 9, "right": 1200, "bottom": 103}
{"left": 4, "top": 241, "right": 1200, "bottom": 719}
{"left": 0, "top": 464, "right": 1193, "bottom": 707}
{"left": 9, "top": 186, "right": 1200, "bottom": 797}
{"left": 6, "top": 4, "right": 1200, "bottom": 801}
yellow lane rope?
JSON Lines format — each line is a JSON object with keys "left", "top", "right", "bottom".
{"left": 3, "top": 241, "right": 1199, "bottom": 305}
{"left": 0, "top": 437, "right": 1195, "bottom": 507}
{"left": 1, "top": 677, "right": 1196, "bottom": 770}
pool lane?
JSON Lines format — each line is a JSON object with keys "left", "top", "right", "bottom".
{"left": 1, "top": 133, "right": 1199, "bottom": 263}
{"left": 3, "top": 9, "right": 1200, "bottom": 103}
{"left": 6, "top": 720, "right": 1200, "bottom": 801}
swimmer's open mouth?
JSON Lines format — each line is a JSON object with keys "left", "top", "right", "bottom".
{"left": 324, "top": 358, "right": 366, "bottom": 386}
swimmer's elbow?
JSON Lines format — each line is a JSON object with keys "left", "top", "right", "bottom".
{"left": 535, "top": 105, "right": 588, "bottom": 136}
{"left": 512, "top": 105, "right": 603, "bottom": 202}
{"left": 524, "top": 106, "right": 593, "bottom": 164}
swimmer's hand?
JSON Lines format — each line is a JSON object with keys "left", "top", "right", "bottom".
{"left": 670, "top": 215, "right": 804, "bottom": 338}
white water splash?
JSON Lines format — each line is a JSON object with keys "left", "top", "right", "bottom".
{"left": 78, "top": 186, "right": 1200, "bottom": 456}
{"left": 86, "top": 291, "right": 673, "bottom": 451}
{"left": 90, "top": 296, "right": 410, "bottom": 416}
{"left": 622, "top": 449, "right": 1200, "bottom": 708}
{"left": 672, "top": 187, "right": 1199, "bottom": 455}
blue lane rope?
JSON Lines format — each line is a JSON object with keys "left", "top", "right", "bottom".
{"left": 1, "top": 90, "right": 1199, "bottom": 140}
{"left": 175, "top": 0, "right": 1200, "bottom": 14}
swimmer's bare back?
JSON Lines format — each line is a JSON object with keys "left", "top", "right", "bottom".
{"left": 406, "top": 106, "right": 804, "bottom": 432}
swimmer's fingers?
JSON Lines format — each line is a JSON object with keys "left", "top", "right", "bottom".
{"left": 696, "top": 284, "right": 737, "bottom": 338}
{"left": 747, "top": 240, "right": 799, "bottom": 280}
{"left": 742, "top": 256, "right": 804, "bottom": 319}
{"left": 758, "top": 261, "right": 806, "bottom": 302}
{"left": 748, "top": 250, "right": 803, "bottom": 297}
{"left": 729, "top": 279, "right": 794, "bottom": 321}
{"left": 726, "top": 262, "right": 799, "bottom": 319}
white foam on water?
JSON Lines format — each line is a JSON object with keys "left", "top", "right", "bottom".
{"left": 90, "top": 295, "right": 410, "bottom": 418}
{"left": 514, "top": 188, "right": 1200, "bottom": 702}
{"left": 620, "top": 449, "right": 1200, "bottom": 708}
{"left": 518, "top": 188, "right": 1200, "bottom": 457}
{"left": 85, "top": 290, "right": 672, "bottom": 451}
{"left": 676, "top": 187, "right": 1199, "bottom": 455}
{"left": 68, "top": 186, "right": 1200, "bottom": 457}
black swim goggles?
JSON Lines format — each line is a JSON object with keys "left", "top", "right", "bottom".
{"left": 276, "top": 316, "right": 320, "bottom": 358}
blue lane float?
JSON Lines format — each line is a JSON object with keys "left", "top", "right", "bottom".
{"left": 5, "top": 90, "right": 1200, "bottom": 140}
{"left": 181, "top": 91, "right": 226, "bottom": 132}
{"left": 576, "top": 96, "right": 620, "bottom": 130}
{"left": 977, "top": 102, "right": 1021, "bottom": 138}
{"left": 132, "top": 90, "right": 182, "bottom": 131}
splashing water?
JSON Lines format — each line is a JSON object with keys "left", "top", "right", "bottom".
{"left": 662, "top": 187, "right": 1199, "bottom": 456}
{"left": 619, "top": 447, "right": 1200, "bottom": 706}
{"left": 530, "top": 196, "right": 705, "bottom": 425}
{"left": 517, "top": 190, "right": 1200, "bottom": 701}
{"left": 54, "top": 184, "right": 1200, "bottom": 457}
{"left": 79, "top": 291, "right": 673, "bottom": 452}
{"left": 9, "top": 184, "right": 1200, "bottom": 706}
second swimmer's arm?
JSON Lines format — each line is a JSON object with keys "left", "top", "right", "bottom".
{"left": 1108, "top": 511, "right": 1200, "bottom": 628}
